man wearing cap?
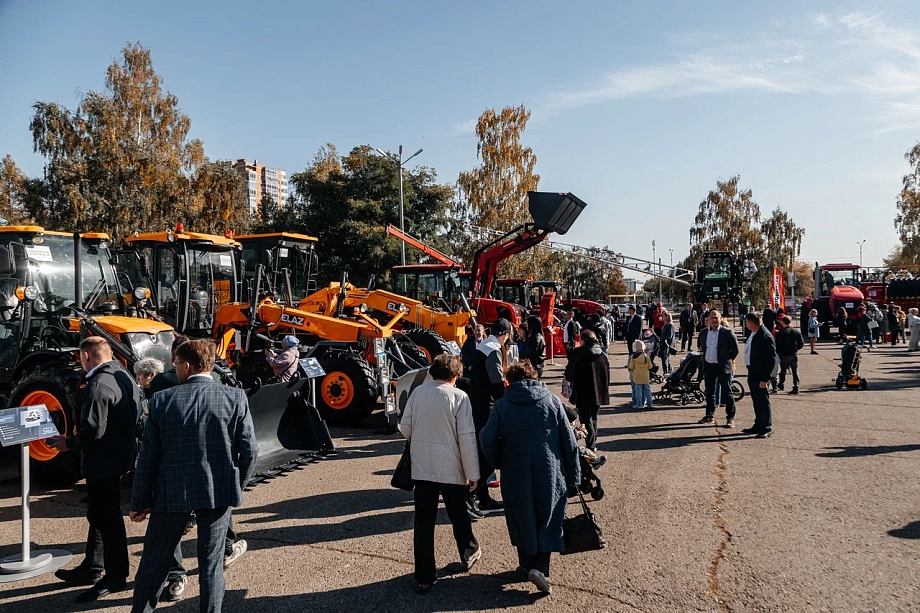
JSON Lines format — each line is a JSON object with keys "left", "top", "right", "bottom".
{"left": 266, "top": 335, "right": 300, "bottom": 381}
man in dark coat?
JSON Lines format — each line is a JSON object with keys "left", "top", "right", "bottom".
{"left": 762, "top": 305, "right": 777, "bottom": 334}
{"left": 49, "top": 337, "right": 140, "bottom": 603}
{"left": 742, "top": 313, "right": 779, "bottom": 438}
{"left": 775, "top": 315, "right": 804, "bottom": 394}
{"left": 623, "top": 305, "right": 643, "bottom": 366}
{"left": 697, "top": 310, "right": 740, "bottom": 427}
{"left": 698, "top": 303, "right": 710, "bottom": 332}
{"left": 129, "top": 339, "right": 258, "bottom": 613}
{"left": 679, "top": 303, "right": 698, "bottom": 351}
{"left": 562, "top": 311, "right": 579, "bottom": 358}
{"left": 469, "top": 318, "right": 512, "bottom": 515}
{"left": 564, "top": 330, "right": 610, "bottom": 451}
{"left": 480, "top": 361, "right": 580, "bottom": 594}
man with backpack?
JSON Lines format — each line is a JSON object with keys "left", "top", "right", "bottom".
{"left": 775, "top": 315, "right": 804, "bottom": 394}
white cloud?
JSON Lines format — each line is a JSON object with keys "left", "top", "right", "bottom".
{"left": 533, "top": 12, "right": 920, "bottom": 134}
{"left": 451, "top": 118, "right": 477, "bottom": 135}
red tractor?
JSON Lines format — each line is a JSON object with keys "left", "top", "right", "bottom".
{"left": 803, "top": 263, "right": 865, "bottom": 337}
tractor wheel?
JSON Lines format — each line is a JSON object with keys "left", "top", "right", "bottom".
{"left": 859, "top": 378, "right": 868, "bottom": 390}
{"left": 402, "top": 328, "right": 451, "bottom": 362}
{"left": 315, "top": 352, "right": 378, "bottom": 427}
{"left": 393, "top": 335, "right": 430, "bottom": 377}
{"left": 8, "top": 360, "right": 84, "bottom": 485}
{"left": 835, "top": 376, "right": 845, "bottom": 390}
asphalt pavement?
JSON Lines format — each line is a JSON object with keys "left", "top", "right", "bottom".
{"left": 1, "top": 332, "right": 919, "bottom": 612}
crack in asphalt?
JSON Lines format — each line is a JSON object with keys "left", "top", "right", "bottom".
{"left": 707, "top": 426, "right": 732, "bottom": 613}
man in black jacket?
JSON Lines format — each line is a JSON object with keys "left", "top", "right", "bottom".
{"left": 679, "top": 303, "right": 698, "bottom": 351}
{"left": 469, "top": 318, "right": 512, "bottom": 515}
{"left": 624, "top": 305, "right": 643, "bottom": 366}
{"left": 742, "top": 313, "right": 779, "bottom": 438}
{"left": 562, "top": 311, "right": 580, "bottom": 357}
{"left": 697, "top": 310, "right": 740, "bottom": 426}
{"left": 48, "top": 337, "right": 141, "bottom": 602}
{"left": 762, "top": 305, "right": 777, "bottom": 334}
{"left": 775, "top": 315, "right": 804, "bottom": 394}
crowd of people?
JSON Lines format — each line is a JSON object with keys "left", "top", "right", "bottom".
{"left": 47, "top": 335, "right": 259, "bottom": 612}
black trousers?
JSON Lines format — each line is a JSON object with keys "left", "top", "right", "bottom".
{"left": 703, "top": 363, "right": 736, "bottom": 419}
{"left": 778, "top": 355, "right": 799, "bottom": 388}
{"left": 680, "top": 326, "right": 694, "bottom": 351}
{"left": 168, "top": 513, "right": 237, "bottom": 581}
{"left": 748, "top": 376, "right": 773, "bottom": 433}
{"left": 413, "top": 481, "right": 478, "bottom": 585}
{"left": 473, "top": 427, "right": 495, "bottom": 503}
{"left": 576, "top": 403, "right": 600, "bottom": 451}
{"left": 81, "top": 477, "right": 129, "bottom": 581}
{"left": 517, "top": 548, "right": 551, "bottom": 576}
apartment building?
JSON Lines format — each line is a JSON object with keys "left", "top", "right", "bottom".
{"left": 232, "top": 159, "right": 289, "bottom": 217}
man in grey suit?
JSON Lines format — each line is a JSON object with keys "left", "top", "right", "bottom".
{"left": 129, "top": 339, "right": 258, "bottom": 613}
{"left": 697, "top": 310, "right": 740, "bottom": 427}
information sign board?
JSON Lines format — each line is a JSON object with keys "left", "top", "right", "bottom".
{"left": 299, "top": 358, "right": 326, "bottom": 379}
{"left": 0, "top": 405, "right": 56, "bottom": 447}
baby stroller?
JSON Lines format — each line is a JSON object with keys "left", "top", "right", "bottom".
{"left": 836, "top": 342, "right": 868, "bottom": 390}
{"left": 576, "top": 453, "right": 605, "bottom": 500}
{"left": 655, "top": 352, "right": 706, "bottom": 404}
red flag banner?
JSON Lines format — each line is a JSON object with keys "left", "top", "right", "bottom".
{"left": 770, "top": 266, "right": 785, "bottom": 310}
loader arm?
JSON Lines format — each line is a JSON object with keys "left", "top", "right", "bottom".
{"left": 385, "top": 224, "right": 463, "bottom": 267}
{"left": 342, "top": 288, "right": 474, "bottom": 345}
{"left": 470, "top": 224, "right": 549, "bottom": 299}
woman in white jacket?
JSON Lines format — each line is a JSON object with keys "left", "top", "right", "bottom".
{"left": 399, "top": 354, "right": 481, "bottom": 593}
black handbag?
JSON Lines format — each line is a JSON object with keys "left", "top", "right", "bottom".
{"left": 391, "top": 441, "right": 414, "bottom": 491}
{"left": 562, "top": 491, "right": 606, "bottom": 555}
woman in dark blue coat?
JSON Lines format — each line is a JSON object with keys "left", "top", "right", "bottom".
{"left": 480, "top": 360, "right": 580, "bottom": 594}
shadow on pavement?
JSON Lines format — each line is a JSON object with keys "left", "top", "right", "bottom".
{"left": 244, "top": 489, "right": 413, "bottom": 523}
{"left": 888, "top": 520, "right": 920, "bottom": 539}
{"left": 815, "top": 444, "right": 920, "bottom": 458}
{"left": 222, "top": 572, "right": 542, "bottom": 612}
{"left": 241, "top": 510, "right": 421, "bottom": 548}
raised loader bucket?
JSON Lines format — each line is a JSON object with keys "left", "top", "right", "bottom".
{"left": 527, "top": 191, "right": 587, "bottom": 235}
{"left": 245, "top": 378, "right": 335, "bottom": 482}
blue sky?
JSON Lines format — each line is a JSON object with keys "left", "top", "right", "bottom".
{"left": 2, "top": 0, "right": 919, "bottom": 270}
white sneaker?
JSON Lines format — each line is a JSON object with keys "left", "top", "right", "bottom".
{"left": 462, "top": 547, "right": 482, "bottom": 571}
{"left": 528, "top": 569, "right": 552, "bottom": 594}
{"left": 164, "top": 575, "right": 187, "bottom": 601}
{"left": 224, "top": 539, "right": 247, "bottom": 568}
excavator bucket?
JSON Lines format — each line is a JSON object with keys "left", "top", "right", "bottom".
{"left": 528, "top": 191, "right": 587, "bottom": 235}
{"left": 245, "top": 378, "right": 335, "bottom": 482}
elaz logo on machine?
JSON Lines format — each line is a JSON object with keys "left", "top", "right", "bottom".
{"left": 386, "top": 302, "right": 404, "bottom": 312}
{"left": 280, "top": 314, "right": 306, "bottom": 326}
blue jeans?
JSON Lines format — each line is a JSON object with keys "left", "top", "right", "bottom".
{"left": 630, "top": 382, "right": 639, "bottom": 407}
{"left": 858, "top": 331, "right": 873, "bottom": 348}
{"left": 636, "top": 383, "right": 652, "bottom": 407}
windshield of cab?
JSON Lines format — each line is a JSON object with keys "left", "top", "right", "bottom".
{"left": 21, "top": 235, "right": 120, "bottom": 313}
{"left": 704, "top": 255, "right": 731, "bottom": 278}
{"left": 187, "top": 247, "right": 237, "bottom": 309}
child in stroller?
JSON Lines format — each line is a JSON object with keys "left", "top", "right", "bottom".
{"left": 836, "top": 342, "right": 868, "bottom": 389}
{"left": 640, "top": 328, "right": 664, "bottom": 383}
{"left": 655, "top": 351, "right": 706, "bottom": 404}
{"left": 563, "top": 404, "right": 606, "bottom": 500}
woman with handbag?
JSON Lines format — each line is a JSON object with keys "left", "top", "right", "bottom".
{"left": 807, "top": 309, "right": 821, "bottom": 354}
{"left": 398, "top": 354, "right": 481, "bottom": 594}
{"left": 856, "top": 306, "right": 874, "bottom": 350}
{"left": 480, "top": 360, "right": 580, "bottom": 595}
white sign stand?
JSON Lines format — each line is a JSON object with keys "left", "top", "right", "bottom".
{"left": 547, "top": 327, "right": 555, "bottom": 366}
{"left": 0, "top": 443, "right": 72, "bottom": 581}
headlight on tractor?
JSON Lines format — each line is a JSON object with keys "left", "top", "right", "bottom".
{"left": 133, "top": 287, "right": 149, "bottom": 301}
{"left": 16, "top": 286, "right": 39, "bottom": 301}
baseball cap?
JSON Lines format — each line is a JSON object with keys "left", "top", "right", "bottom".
{"left": 491, "top": 319, "right": 512, "bottom": 335}
{"left": 282, "top": 335, "right": 299, "bottom": 348}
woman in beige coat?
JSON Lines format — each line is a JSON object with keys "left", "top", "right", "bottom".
{"left": 399, "top": 354, "right": 481, "bottom": 593}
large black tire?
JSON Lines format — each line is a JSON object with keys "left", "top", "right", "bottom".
{"left": 403, "top": 328, "right": 451, "bottom": 362}
{"left": 8, "top": 359, "right": 84, "bottom": 485}
{"left": 393, "top": 335, "right": 430, "bottom": 377}
{"left": 315, "top": 351, "right": 378, "bottom": 426}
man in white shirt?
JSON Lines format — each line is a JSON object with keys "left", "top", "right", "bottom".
{"left": 696, "top": 310, "right": 740, "bottom": 426}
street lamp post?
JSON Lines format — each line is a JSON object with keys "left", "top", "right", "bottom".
{"left": 373, "top": 145, "right": 424, "bottom": 266}
{"left": 857, "top": 240, "right": 866, "bottom": 269}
